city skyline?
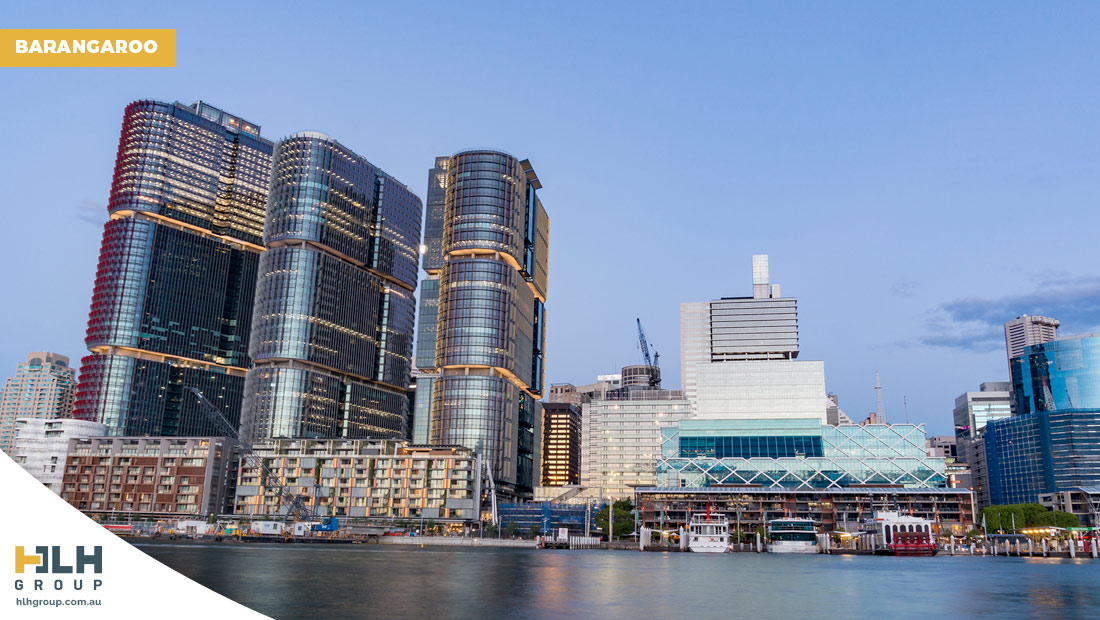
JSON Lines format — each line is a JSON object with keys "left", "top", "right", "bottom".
{"left": 7, "top": 3, "right": 1100, "bottom": 436}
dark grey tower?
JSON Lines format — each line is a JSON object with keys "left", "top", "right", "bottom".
{"left": 241, "top": 132, "right": 422, "bottom": 441}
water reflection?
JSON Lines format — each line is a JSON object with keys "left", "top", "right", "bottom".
{"left": 137, "top": 544, "right": 1100, "bottom": 620}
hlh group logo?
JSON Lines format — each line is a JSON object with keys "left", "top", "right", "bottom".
{"left": 14, "top": 545, "right": 103, "bottom": 592}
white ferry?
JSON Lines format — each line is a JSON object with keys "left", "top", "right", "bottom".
{"left": 767, "top": 518, "right": 819, "bottom": 554}
{"left": 688, "top": 513, "right": 729, "bottom": 553}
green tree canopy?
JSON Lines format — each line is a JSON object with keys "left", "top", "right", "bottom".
{"left": 595, "top": 499, "right": 634, "bottom": 539}
{"left": 981, "top": 503, "right": 1078, "bottom": 532}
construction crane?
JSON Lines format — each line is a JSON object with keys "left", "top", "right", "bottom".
{"left": 185, "top": 387, "right": 315, "bottom": 522}
{"left": 636, "top": 318, "right": 660, "bottom": 387}
{"left": 483, "top": 458, "right": 498, "bottom": 526}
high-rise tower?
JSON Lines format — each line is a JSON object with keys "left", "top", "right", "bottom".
{"left": 410, "top": 156, "right": 449, "bottom": 444}
{"left": 240, "top": 132, "right": 422, "bottom": 442}
{"left": 0, "top": 352, "right": 77, "bottom": 452}
{"left": 74, "top": 100, "right": 273, "bottom": 436}
{"left": 429, "top": 150, "right": 549, "bottom": 499}
{"left": 1004, "top": 315, "right": 1059, "bottom": 367}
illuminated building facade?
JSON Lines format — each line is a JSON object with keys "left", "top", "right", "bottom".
{"left": 234, "top": 440, "right": 478, "bottom": 520}
{"left": 241, "top": 132, "right": 421, "bottom": 442}
{"left": 429, "top": 150, "right": 549, "bottom": 499}
{"left": 74, "top": 100, "right": 273, "bottom": 436}
{"left": 540, "top": 402, "right": 581, "bottom": 486}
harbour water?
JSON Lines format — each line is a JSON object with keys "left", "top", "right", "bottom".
{"left": 138, "top": 543, "right": 1100, "bottom": 620}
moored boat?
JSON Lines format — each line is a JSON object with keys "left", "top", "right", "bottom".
{"left": 767, "top": 518, "right": 818, "bottom": 554}
{"left": 688, "top": 512, "right": 729, "bottom": 553}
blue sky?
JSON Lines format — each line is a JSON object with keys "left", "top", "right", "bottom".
{"left": 4, "top": 1, "right": 1100, "bottom": 435}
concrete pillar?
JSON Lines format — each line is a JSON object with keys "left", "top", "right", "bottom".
{"left": 1028, "top": 539, "right": 1033, "bottom": 557}
{"left": 1042, "top": 538, "right": 1048, "bottom": 557}
{"left": 1092, "top": 538, "right": 1098, "bottom": 559}
{"left": 756, "top": 531, "right": 762, "bottom": 553}
{"left": 1069, "top": 539, "right": 1076, "bottom": 558}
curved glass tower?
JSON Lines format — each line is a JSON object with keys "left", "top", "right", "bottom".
{"left": 429, "top": 150, "right": 549, "bottom": 498}
{"left": 241, "top": 132, "right": 422, "bottom": 442}
{"left": 74, "top": 100, "right": 273, "bottom": 435}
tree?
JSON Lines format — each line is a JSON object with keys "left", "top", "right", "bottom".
{"left": 504, "top": 522, "right": 520, "bottom": 538}
{"left": 595, "top": 499, "right": 634, "bottom": 539}
{"left": 529, "top": 524, "right": 542, "bottom": 538}
{"left": 1054, "top": 511, "right": 1079, "bottom": 529}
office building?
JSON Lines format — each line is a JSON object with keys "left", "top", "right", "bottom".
{"left": 693, "top": 360, "right": 827, "bottom": 422}
{"left": 0, "top": 352, "right": 77, "bottom": 452}
{"left": 985, "top": 408, "right": 1100, "bottom": 505}
{"left": 234, "top": 440, "right": 478, "bottom": 520}
{"left": 11, "top": 418, "right": 106, "bottom": 493}
{"left": 410, "top": 157, "right": 449, "bottom": 444}
{"left": 982, "top": 334, "right": 1100, "bottom": 505}
{"left": 540, "top": 402, "right": 581, "bottom": 486}
{"left": 240, "top": 132, "right": 421, "bottom": 442}
{"left": 657, "top": 419, "right": 947, "bottom": 489}
{"left": 1010, "top": 334, "right": 1100, "bottom": 415}
{"left": 636, "top": 487, "right": 976, "bottom": 534}
{"left": 681, "top": 255, "right": 825, "bottom": 420}
{"left": 926, "top": 436, "right": 957, "bottom": 458}
{"left": 953, "top": 382, "right": 1012, "bottom": 439}
{"left": 826, "top": 394, "right": 854, "bottom": 425}
{"left": 1004, "top": 315, "right": 1059, "bottom": 365}
{"left": 959, "top": 435, "right": 992, "bottom": 509}
{"left": 1039, "top": 488, "right": 1100, "bottom": 527}
{"left": 73, "top": 100, "right": 273, "bottom": 436}
{"left": 429, "top": 150, "right": 549, "bottom": 500}
{"left": 62, "top": 436, "right": 239, "bottom": 516}
{"left": 581, "top": 369, "right": 693, "bottom": 500}
{"left": 547, "top": 383, "right": 583, "bottom": 409}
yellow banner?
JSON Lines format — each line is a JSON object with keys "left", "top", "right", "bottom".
{"left": 0, "top": 29, "right": 176, "bottom": 67}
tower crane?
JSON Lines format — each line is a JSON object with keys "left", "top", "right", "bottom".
{"left": 185, "top": 387, "right": 315, "bottom": 522}
{"left": 636, "top": 318, "right": 661, "bottom": 387}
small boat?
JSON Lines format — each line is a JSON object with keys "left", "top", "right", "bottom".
{"left": 767, "top": 518, "right": 818, "bottom": 554}
{"left": 688, "top": 512, "right": 729, "bottom": 553}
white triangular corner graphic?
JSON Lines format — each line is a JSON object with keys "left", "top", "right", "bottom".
{"left": 0, "top": 449, "right": 269, "bottom": 619}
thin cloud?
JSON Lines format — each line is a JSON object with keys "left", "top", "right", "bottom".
{"left": 922, "top": 277, "right": 1100, "bottom": 351}
{"left": 76, "top": 199, "right": 106, "bottom": 226}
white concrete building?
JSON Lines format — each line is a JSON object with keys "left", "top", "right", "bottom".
{"left": 580, "top": 376, "right": 693, "bottom": 501}
{"left": 692, "top": 360, "right": 827, "bottom": 423}
{"left": 11, "top": 418, "right": 106, "bottom": 494}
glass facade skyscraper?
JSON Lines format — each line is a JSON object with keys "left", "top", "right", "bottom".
{"left": 73, "top": 100, "right": 273, "bottom": 436}
{"left": 1011, "top": 334, "right": 1100, "bottom": 414}
{"left": 429, "top": 150, "right": 549, "bottom": 499}
{"left": 985, "top": 334, "right": 1100, "bottom": 505}
{"left": 240, "top": 132, "right": 421, "bottom": 442}
{"left": 409, "top": 157, "right": 449, "bottom": 444}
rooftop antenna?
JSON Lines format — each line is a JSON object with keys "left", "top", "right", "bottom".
{"left": 875, "top": 370, "right": 886, "bottom": 422}
{"left": 903, "top": 396, "right": 910, "bottom": 424}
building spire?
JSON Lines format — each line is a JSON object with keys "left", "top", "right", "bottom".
{"left": 875, "top": 370, "right": 886, "bottom": 422}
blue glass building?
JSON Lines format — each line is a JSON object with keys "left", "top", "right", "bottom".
{"left": 986, "top": 334, "right": 1100, "bottom": 505}
{"left": 657, "top": 419, "right": 947, "bottom": 488}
